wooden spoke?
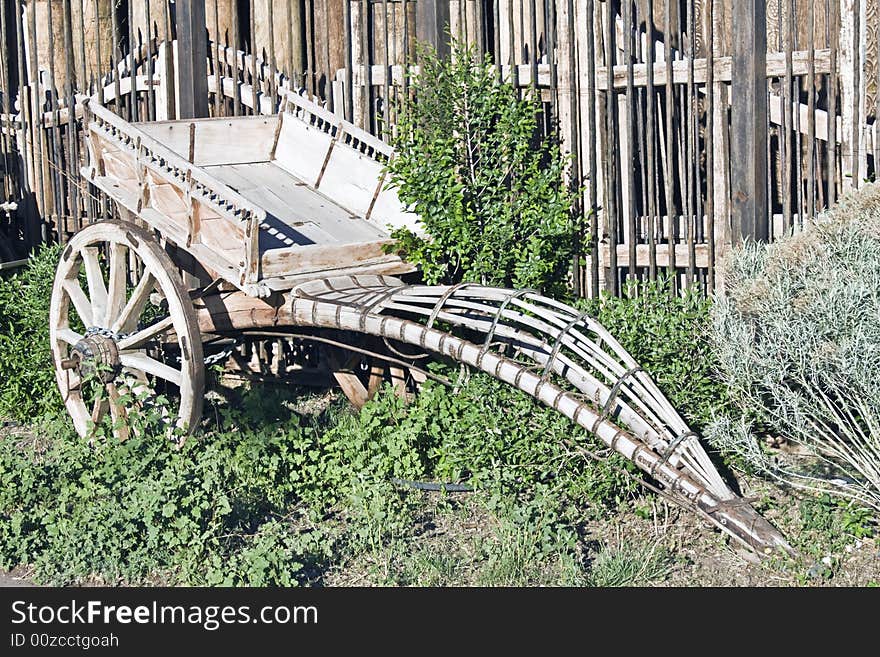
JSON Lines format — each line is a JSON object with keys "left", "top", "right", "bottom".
{"left": 329, "top": 350, "right": 386, "bottom": 408}
{"left": 389, "top": 366, "right": 408, "bottom": 398}
{"left": 63, "top": 279, "right": 94, "bottom": 327}
{"left": 105, "top": 242, "right": 128, "bottom": 328}
{"left": 90, "top": 395, "right": 109, "bottom": 426}
{"left": 119, "top": 352, "right": 184, "bottom": 387}
{"left": 117, "top": 316, "right": 174, "bottom": 351}
{"left": 111, "top": 271, "right": 156, "bottom": 334}
{"left": 57, "top": 328, "right": 83, "bottom": 346}
{"left": 107, "top": 383, "right": 130, "bottom": 441}
{"left": 82, "top": 247, "right": 108, "bottom": 326}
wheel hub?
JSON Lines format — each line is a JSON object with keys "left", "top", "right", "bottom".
{"left": 68, "top": 332, "right": 121, "bottom": 383}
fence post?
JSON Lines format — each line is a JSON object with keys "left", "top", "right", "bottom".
{"left": 730, "top": 0, "right": 768, "bottom": 243}
{"left": 839, "top": 0, "right": 864, "bottom": 192}
{"left": 176, "top": 0, "right": 209, "bottom": 119}
{"left": 415, "top": 0, "right": 450, "bottom": 58}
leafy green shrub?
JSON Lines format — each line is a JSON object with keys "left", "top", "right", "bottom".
{"left": 0, "top": 246, "right": 63, "bottom": 420}
{"left": 386, "top": 40, "right": 579, "bottom": 294}
{"left": 398, "top": 374, "right": 640, "bottom": 509}
{"left": 0, "top": 407, "right": 334, "bottom": 585}
{"left": 586, "top": 278, "right": 734, "bottom": 432}
{"left": 709, "top": 184, "right": 880, "bottom": 511}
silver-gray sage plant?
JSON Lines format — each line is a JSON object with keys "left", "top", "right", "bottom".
{"left": 709, "top": 184, "right": 880, "bottom": 511}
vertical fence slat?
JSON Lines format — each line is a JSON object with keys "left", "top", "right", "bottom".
{"left": 730, "top": 0, "right": 769, "bottom": 243}
{"left": 249, "top": 0, "right": 258, "bottom": 115}
{"left": 231, "top": 0, "right": 241, "bottom": 115}
{"left": 127, "top": 0, "right": 137, "bottom": 121}
{"left": 210, "top": 0, "right": 222, "bottom": 116}
{"left": 685, "top": 0, "right": 696, "bottom": 285}
{"left": 807, "top": 0, "right": 816, "bottom": 221}
{"left": 828, "top": 0, "right": 838, "bottom": 204}
{"left": 643, "top": 0, "right": 657, "bottom": 280}
{"left": 663, "top": 0, "right": 675, "bottom": 282}
{"left": 0, "top": 0, "right": 13, "bottom": 206}
{"left": 705, "top": 0, "right": 715, "bottom": 290}
{"left": 46, "top": 0, "right": 65, "bottom": 233}
{"left": 623, "top": 0, "right": 636, "bottom": 284}
{"left": 382, "top": 0, "right": 390, "bottom": 132}
{"left": 586, "top": 0, "right": 599, "bottom": 298}
{"left": 604, "top": 0, "right": 618, "bottom": 294}
{"left": 360, "top": 0, "right": 370, "bottom": 132}
{"left": 63, "top": 0, "right": 80, "bottom": 232}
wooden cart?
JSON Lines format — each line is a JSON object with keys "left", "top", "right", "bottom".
{"left": 53, "top": 90, "right": 422, "bottom": 436}
{"left": 49, "top": 90, "right": 790, "bottom": 555}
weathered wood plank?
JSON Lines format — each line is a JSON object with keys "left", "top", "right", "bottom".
{"left": 260, "top": 240, "right": 401, "bottom": 278}
{"left": 730, "top": 0, "right": 769, "bottom": 243}
{"left": 596, "top": 48, "right": 832, "bottom": 89}
{"left": 137, "top": 115, "right": 278, "bottom": 166}
{"left": 599, "top": 242, "right": 710, "bottom": 269}
{"left": 176, "top": 0, "right": 209, "bottom": 119}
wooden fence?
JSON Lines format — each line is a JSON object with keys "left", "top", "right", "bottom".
{"left": 1, "top": 0, "right": 878, "bottom": 297}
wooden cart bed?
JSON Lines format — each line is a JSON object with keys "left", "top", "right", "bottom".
{"left": 81, "top": 91, "right": 419, "bottom": 296}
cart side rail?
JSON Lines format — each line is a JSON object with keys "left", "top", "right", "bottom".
{"left": 80, "top": 97, "right": 268, "bottom": 294}
{"left": 278, "top": 88, "right": 393, "bottom": 161}
{"left": 276, "top": 89, "right": 421, "bottom": 236}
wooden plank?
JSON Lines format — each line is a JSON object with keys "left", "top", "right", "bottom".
{"left": 839, "top": 0, "right": 858, "bottom": 190}
{"left": 623, "top": 0, "right": 636, "bottom": 283}
{"left": 317, "top": 139, "right": 388, "bottom": 216}
{"left": 643, "top": 0, "right": 657, "bottom": 282}
{"left": 685, "top": 0, "right": 697, "bottom": 285}
{"left": 663, "top": 0, "right": 676, "bottom": 282}
{"left": 604, "top": 0, "right": 619, "bottom": 294}
{"left": 807, "top": 0, "right": 816, "bottom": 221}
{"left": 595, "top": 48, "right": 832, "bottom": 89}
{"left": 730, "top": 0, "right": 769, "bottom": 243}
{"left": 204, "top": 161, "right": 394, "bottom": 244}
{"left": 176, "top": 0, "right": 210, "bottom": 119}
{"left": 272, "top": 113, "right": 335, "bottom": 185}
{"left": 261, "top": 240, "right": 401, "bottom": 279}
{"left": 136, "top": 115, "right": 278, "bottom": 166}
{"left": 711, "top": 2, "right": 730, "bottom": 290}
{"left": 415, "top": 0, "right": 450, "bottom": 59}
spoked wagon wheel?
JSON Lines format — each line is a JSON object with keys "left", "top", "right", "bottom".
{"left": 49, "top": 220, "right": 204, "bottom": 441}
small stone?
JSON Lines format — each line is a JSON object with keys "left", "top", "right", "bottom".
{"left": 821, "top": 555, "right": 833, "bottom": 567}
{"left": 807, "top": 564, "right": 824, "bottom": 579}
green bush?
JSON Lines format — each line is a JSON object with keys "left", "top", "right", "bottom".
{"left": 0, "top": 408, "right": 333, "bottom": 585}
{"left": 709, "top": 184, "right": 880, "bottom": 511}
{"left": 386, "top": 39, "right": 579, "bottom": 295}
{"left": 0, "top": 246, "right": 63, "bottom": 420}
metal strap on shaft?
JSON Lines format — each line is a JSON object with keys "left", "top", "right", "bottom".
{"left": 541, "top": 311, "right": 592, "bottom": 381}
{"left": 426, "top": 283, "right": 473, "bottom": 329}
{"left": 589, "top": 366, "right": 645, "bottom": 435}
{"left": 650, "top": 430, "right": 699, "bottom": 475}
{"left": 359, "top": 284, "right": 412, "bottom": 332}
{"left": 476, "top": 288, "right": 537, "bottom": 366}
